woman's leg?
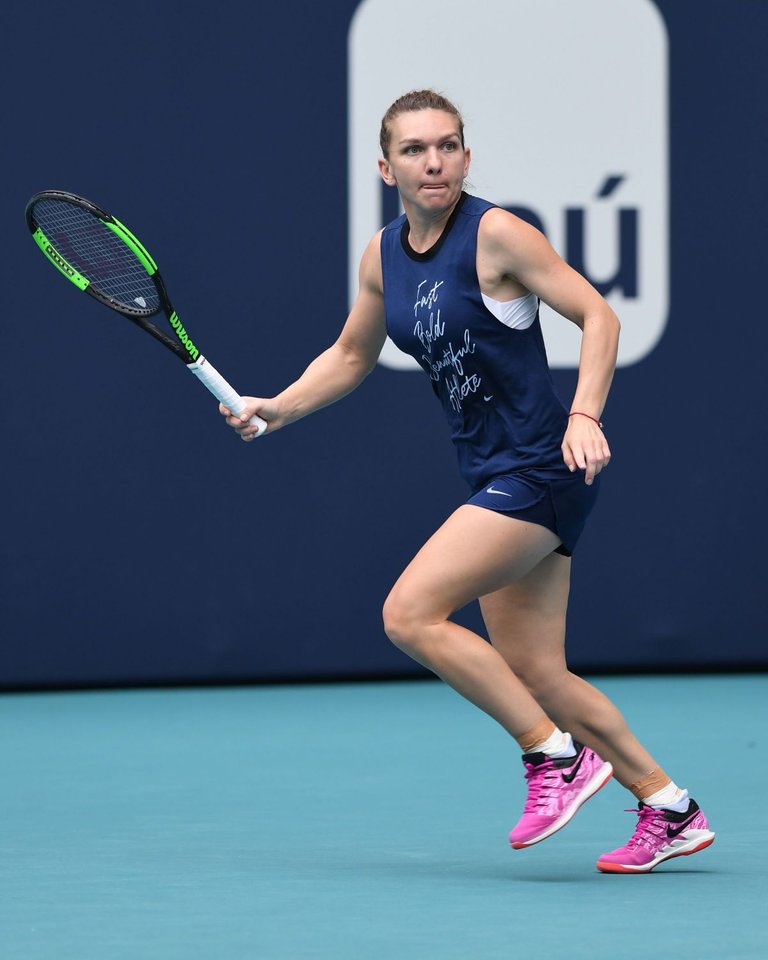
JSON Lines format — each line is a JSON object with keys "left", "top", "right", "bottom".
{"left": 382, "top": 505, "right": 563, "bottom": 742}
{"left": 480, "top": 551, "right": 716, "bottom": 871}
{"left": 383, "top": 506, "right": 613, "bottom": 847}
{"left": 478, "top": 552, "right": 662, "bottom": 788}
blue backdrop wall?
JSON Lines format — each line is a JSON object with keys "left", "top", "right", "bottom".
{"left": 1, "top": 0, "right": 765, "bottom": 688}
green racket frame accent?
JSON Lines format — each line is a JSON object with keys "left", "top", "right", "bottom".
{"left": 32, "top": 227, "right": 90, "bottom": 291}
{"left": 104, "top": 217, "right": 158, "bottom": 275}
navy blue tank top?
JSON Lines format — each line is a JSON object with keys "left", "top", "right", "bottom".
{"left": 380, "top": 192, "right": 570, "bottom": 491}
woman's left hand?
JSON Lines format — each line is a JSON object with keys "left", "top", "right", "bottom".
{"left": 562, "top": 415, "right": 611, "bottom": 485}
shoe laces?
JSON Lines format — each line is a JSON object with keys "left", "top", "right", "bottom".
{"left": 623, "top": 804, "right": 667, "bottom": 851}
{"left": 522, "top": 759, "right": 559, "bottom": 811}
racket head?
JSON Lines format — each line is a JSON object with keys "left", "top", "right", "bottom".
{"left": 25, "top": 190, "right": 165, "bottom": 319}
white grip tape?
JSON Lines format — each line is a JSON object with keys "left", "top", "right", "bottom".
{"left": 187, "top": 357, "right": 268, "bottom": 436}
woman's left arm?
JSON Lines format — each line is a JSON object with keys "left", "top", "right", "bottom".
{"left": 479, "top": 209, "right": 620, "bottom": 485}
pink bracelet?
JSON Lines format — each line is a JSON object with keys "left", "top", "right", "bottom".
{"left": 569, "top": 411, "right": 604, "bottom": 428}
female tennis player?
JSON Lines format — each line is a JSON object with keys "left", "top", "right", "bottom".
{"left": 221, "top": 90, "right": 714, "bottom": 873}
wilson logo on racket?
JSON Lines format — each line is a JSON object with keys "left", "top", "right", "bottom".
{"left": 170, "top": 312, "right": 200, "bottom": 361}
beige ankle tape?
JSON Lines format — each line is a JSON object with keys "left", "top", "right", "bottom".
{"left": 517, "top": 717, "right": 557, "bottom": 754}
{"left": 629, "top": 767, "right": 671, "bottom": 800}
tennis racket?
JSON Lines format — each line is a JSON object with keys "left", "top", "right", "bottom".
{"left": 25, "top": 190, "right": 267, "bottom": 435}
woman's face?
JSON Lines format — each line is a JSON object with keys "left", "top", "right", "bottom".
{"left": 379, "top": 109, "right": 470, "bottom": 214}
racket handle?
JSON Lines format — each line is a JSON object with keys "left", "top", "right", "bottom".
{"left": 187, "top": 356, "right": 268, "bottom": 436}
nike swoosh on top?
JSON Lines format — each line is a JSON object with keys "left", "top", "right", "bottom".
{"left": 666, "top": 810, "right": 699, "bottom": 838}
{"left": 486, "top": 485, "right": 514, "bottom": 497}
{"left": 561, "top": 750, "right": 586, "bottom": 783}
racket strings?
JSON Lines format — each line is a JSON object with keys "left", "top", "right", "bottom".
{"left": 31, "top": 199, "right": 159, "bottom": 312}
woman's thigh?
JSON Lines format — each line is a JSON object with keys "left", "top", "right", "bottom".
{"left": 385, "top": 505, "right": 562, "bottom": 623}
{"left": 479, "top": 551, "right": 572, "bottom": 678}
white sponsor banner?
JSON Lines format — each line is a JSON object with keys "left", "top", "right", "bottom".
{"left": 348, "top": 0, "right": 668, "bottom": 369}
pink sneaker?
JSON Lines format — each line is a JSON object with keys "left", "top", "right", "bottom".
{"left": 509, "top": 743, "right": 613, "bottom": 849}
{"left": 596, "top": 799, "right": 715, "bottom": 873}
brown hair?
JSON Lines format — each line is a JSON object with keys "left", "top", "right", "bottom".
{"left": 379, "top": 90, "right": 465, "bottom": 158}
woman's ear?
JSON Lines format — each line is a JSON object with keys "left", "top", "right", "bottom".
{"left": 378, "top": 156, "right": 397, "bottom": 187}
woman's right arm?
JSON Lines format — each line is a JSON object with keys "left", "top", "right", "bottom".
{"left": 221, "top": 232, "right": 387, "bottom": 440}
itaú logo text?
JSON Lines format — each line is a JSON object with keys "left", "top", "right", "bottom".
{"left": 506, "top": 175, "right": 639, "bottom": 303}
{"left": 348, "top": 0, "right": 669, "bottom": 370}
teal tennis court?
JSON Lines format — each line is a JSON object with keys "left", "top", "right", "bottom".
{"left": 1, "top": 673, "right": 764, "bottom": 959}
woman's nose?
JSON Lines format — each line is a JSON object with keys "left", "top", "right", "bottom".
{"left": 424, "top": 147, "right": 442, "bottom": 173}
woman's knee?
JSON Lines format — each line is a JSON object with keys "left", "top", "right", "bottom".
{"left": 508, "top": 656, "right": 569, "bottom": 701}
{"left": 382, "top": 589, "right": 412, "bottom": 650}
{"left": 382, "top": 586, "right": 431, "bottom": 655}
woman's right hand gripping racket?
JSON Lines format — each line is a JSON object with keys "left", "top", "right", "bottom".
{"left": 25, "top": 190, "right": 267, "bottom": 436}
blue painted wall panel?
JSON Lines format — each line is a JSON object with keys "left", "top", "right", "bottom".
{"left": 1, "top": 0, "right": 765, "bottom": 686}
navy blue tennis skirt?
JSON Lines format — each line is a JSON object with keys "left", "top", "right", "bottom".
{"left": 466, "top": 471, "right": 600, "bottom": 557}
